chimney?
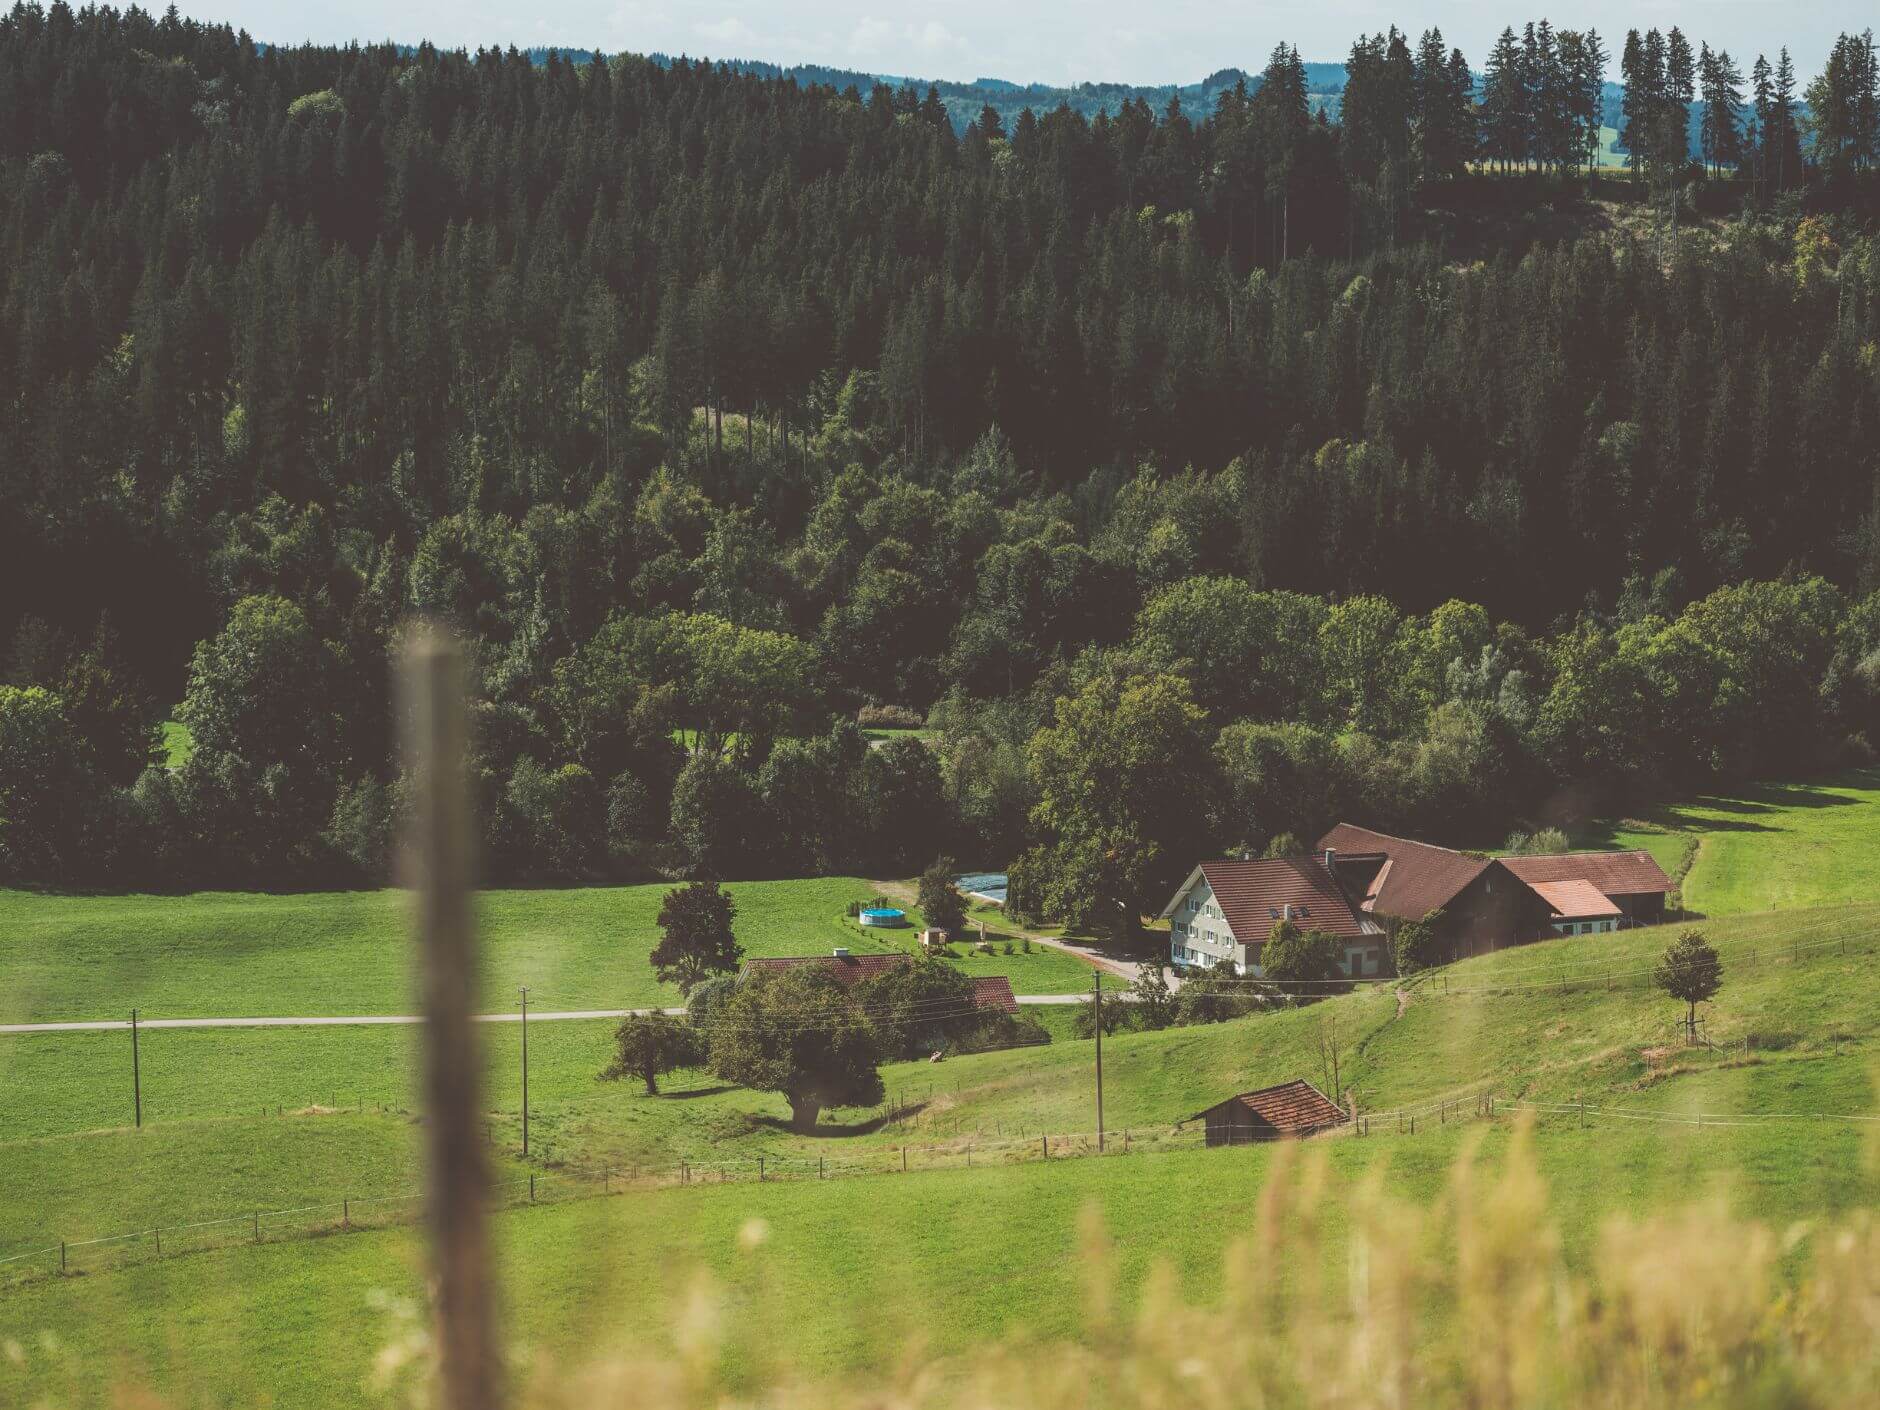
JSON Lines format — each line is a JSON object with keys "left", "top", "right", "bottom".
{"left": 1324, "top": 847, "right": 1337, "bottom": 874}
{"left": 833, "top": 947, "right": 850, "bottom": 958}
{"left": 1281, "top": 904, "right": 1293, "bottom": 921}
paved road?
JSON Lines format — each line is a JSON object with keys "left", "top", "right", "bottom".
{"left": 0, "top": 993, "right": 1095, "bottom": 1036}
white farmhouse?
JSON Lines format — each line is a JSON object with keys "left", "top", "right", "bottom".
{"left": 1161, "top": 855, "right": 1389, "bottom": 979}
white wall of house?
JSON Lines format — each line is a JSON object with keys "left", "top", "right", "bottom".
{"left": 1167, "top": 877, "right": 1252, "bottom": 974}
{"left": 1551, "top": 918, "right": 1619, "bottom": 936}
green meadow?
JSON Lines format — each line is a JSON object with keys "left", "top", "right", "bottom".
{"left": 3, "top": 1112, "right": 1873, "bottom": 1410}
{"left": 1578, "top": 768, "right": 1880, "bottom": 915}
{"left": 2, "top": 902, "right": 1872, "bottom": 1250}
{"left": 0, "top": 877, "right": 1099, "bottom": 1024}
{"left": 4, "top": 787, "right": 1880, "bottom": 1407}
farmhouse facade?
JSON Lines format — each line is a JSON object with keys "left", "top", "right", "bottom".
{"left": 1159, "top": 856, "right": 1390, "bottom": 979}
{"left": 1162, "top": 825, "right": 1673, "bottom": 975}
{"left": 1190, "top": 1079, "right": 1350, "bottom": 1145}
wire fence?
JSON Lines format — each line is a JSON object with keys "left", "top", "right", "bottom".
{"left": 11, "top": 1078, "right": 1875, "bottom": 1293}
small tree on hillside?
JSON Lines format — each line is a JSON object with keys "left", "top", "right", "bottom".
{"left": 706, "top": 967, "right": 884, "bottom": 1131}
{"left": 1129, "top": 963, "right": 1177, "bottom": 1030}
{"left": 650, "top": 879, "right": 742, "bottom": 996}
{"left": 602, "top": 1012, "right": 705, "bottom": 1094}
{"left": 1261, "top": 920, "right": 1347, "bottom": 998}
{"left": 917, "top": 855, "right": 968, "bottom": 935}
{"left": 1654, "top": 928, "right": 1722, "bottom": 1040}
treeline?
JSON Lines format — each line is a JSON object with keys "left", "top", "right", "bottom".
{"left": 5, "top": 563, "right": 1877, "bottom": 909}
{"left": 2, "top": 8, "right": 1880, "bottom": 894}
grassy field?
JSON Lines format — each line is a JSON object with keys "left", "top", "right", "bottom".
{"left": 0, "top": 877, "right": 1101, "bottom": 1023}
{"left": 1576, "top": 769, "right": 1880, "bottom": 915}
{"left": 4, "top": 815, "right": 1878, "bottom": 1404}
{"left": 158, "top": 720, "right": 193, "bottom": 769}
{"left": 3, "top": 902, "right": 1873, "bottom": 1223}
{"left": 3, "top": 1110, "right": 1873, "bottom": 1408}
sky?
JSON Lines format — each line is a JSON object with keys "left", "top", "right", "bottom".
{"left": 186, "top": 2, "right": 1859, "bottom": 86}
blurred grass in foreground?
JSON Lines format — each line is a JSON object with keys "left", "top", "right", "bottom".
{"left": 401, "top": 1117, "right": 1876, "bottom": 1410}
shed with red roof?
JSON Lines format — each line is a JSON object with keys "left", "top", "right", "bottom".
{"left": 1191, "top": 1079, "right": 1350, "bottom": 1146}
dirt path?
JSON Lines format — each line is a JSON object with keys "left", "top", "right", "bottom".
{"left": 869, "top": 879, "right": 1145, "bottom": 984}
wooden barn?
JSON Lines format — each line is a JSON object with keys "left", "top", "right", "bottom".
{"left": 1191, "top": 1079, "right": 1349, "bottom": 1146}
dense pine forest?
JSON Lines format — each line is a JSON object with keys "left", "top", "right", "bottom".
{"left": 2, "top": 5, "right": 1879, "bottom": 927}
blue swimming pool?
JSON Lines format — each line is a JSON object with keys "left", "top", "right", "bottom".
{"left": 859, "top": 906, "right": 908, "bottom": 928}
{"left": 955, "top": 872, "right": 1007, "bottom": 904}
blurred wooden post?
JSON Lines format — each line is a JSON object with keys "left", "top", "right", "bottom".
{"left": 405, "top": 626, "right": 500, "bottom": 1410}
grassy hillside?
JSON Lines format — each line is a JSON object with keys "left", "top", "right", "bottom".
{"left": 1577, "top": 769, "right": 1880, "bottom": 915}
{"left": 3, "top": 887, "right": 1875, "bottom": 1405}
{"left": 0, "top": 877, "right": 1100, "bottom": 1023}
{"left": 4, "top": 1112, "right": 1874, "bottom": 1409}
{"left": 4, "top": 903, "right": 1873, "bottom": 1221}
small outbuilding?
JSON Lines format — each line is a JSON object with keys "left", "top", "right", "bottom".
{"left": 1191, "top": 1079, "right": 1349, "bottom": 1146}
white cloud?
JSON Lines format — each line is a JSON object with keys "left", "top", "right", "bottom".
{"left": 696, "top": 15, "right": 757, "bottom": 47}
{"left": 848, "top": 15, "right": 893, "bottom": 57}
{"left": 917, "top": 21, "right": 965, "bottom": 54}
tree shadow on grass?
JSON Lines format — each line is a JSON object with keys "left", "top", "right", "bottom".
{"left": 747, "top": 1101, "right": 929, "bottom": 1138}
{"left": 655, "top": 1083, "right": 738, "bottom": 1101}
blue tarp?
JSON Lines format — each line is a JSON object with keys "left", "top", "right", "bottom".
{"left": 955, "top": 872, "right": 1007, "bottom": 904}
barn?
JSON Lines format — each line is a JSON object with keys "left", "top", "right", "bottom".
{"left": 1191, "top": 1079, "right": 1349, "bottom": 1146}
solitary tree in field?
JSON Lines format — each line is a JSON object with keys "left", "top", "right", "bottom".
{"left": 602, "top": 1012, "right": 704, "bottom": 1094}
{"left": 705, "top": 967, "right": 884, "bottom": 1131}
{"left": 917, "top": 855, "right": 968, "bottom": 936}
{"left": 1654, "top": 928, "right": 1722, "bottom": 1039}
{"left": 650, "top": 879, "right": 742, "bottom": 996}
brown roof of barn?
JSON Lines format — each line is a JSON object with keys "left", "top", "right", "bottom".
{"left": 1192, "top": 1079, "right": 1349, "bottom": 1132}
{"left": 1172, "top": 857, "right": 1376, "bottom": 942}
{"left": 969, "top": 976, "right": 1020, "bottom": 1013}
{"left": 1316, "top": 823, "right": 1492, "bottom": 921}
{"left": 1499, "top": 850, "right": 1672, "bottom": 897}
{"left": 742, "top": 954, "right": 1019, "bottom": 1012}
{"left": 1528, "top": 878, "right": 1623, "bottom": 919}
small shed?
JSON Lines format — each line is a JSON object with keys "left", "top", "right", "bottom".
{"left": 1191, "top": 1079, "right": 1348, "bottom": 1146}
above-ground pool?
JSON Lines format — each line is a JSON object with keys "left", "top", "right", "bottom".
{"left": 955, "top": 872, "right": 1007, "bottom": 905}
{"left": 859, "top": 906, "right": 908, "bottom": 928}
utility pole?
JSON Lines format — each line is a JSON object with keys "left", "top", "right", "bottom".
{"left": 520, "top": 985, "right": 530, "bottom": 1157}
{"left": 131, "top": 1008, "right": 141, "bottom": 1128}
{"left": 1093, "top": 973, "right": 1105, "bottom": 1151}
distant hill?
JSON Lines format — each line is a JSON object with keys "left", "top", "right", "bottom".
{"left": 642, "top": 54, "right": 1350, "bottom": 128}
{"left": 379, "top": 45, "right": 1708, "bottom": 167}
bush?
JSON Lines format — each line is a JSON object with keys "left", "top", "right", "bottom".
{"left": 1173, "top": 972, "right": 1271, "bottom": 1026}
{"left": 1391, "top": 913, "right": 1448, "bottom": 975}
{"left": 951, "top": 1010, "right": 1050, "bottom": 1054}
{"left": 858, "top": 703, "right": 925, "bottom": 729}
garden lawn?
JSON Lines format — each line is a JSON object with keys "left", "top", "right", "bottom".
{"left": 1573, "top": 768, "right": 1880, "bottom": 915}
{"left": 0, "top": 877, "right": 1100, "bottom": 1024}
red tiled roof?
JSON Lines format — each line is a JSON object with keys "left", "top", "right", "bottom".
{"left": 1185, "top": 857, "right": 1375, "bottom": 941}
{"left": 1195, "top": 1079, "right": 1349, "bottom": 1132}
{"left": 743, "top": 954, "right": 1018, "bottom": 1012}
{"left": 1317, "top": 824, "right": 1491, "bottom": 921}
{"left": 969, "top": 976, "right": 1020, "bottom": 1013}
{"left": 1528, "top": 879, "right": 1622, "bottom": 919}
{"left": 1499, "top": 850, "right": 1672, "bottom": 896}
